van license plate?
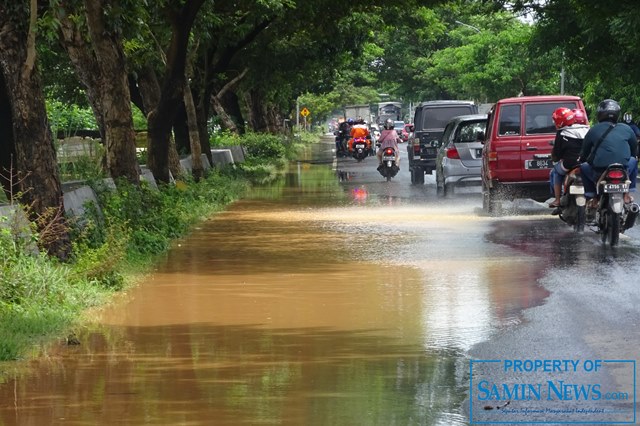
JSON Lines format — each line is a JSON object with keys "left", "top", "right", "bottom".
{"left": 525, "top": 159, "right": 553, "bottom": 169}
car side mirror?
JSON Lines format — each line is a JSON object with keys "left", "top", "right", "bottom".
{"left": 476, "top": 131, "right": 485, "bottom": 141}
{"left": 409, "top": 125, "right": 414, "bottom": 132}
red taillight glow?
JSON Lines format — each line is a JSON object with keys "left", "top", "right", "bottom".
{"left": 446, "top": 147, "right": 460, "bottom": 159}
{"left": 413, "top": 144, "right": 420, "bottom": 154}
{"left": 384, "top": 148, "right": 394, "bottom": 155}
{"left": 607, "top": 170, "right": 625, "bottom": 179}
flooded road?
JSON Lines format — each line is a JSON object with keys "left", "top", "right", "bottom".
{"left": 0, "top": 138, "right": 638, "bottom": 425}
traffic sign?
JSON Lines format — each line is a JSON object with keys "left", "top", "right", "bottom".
{"left": 300, "top": 107, "right": 310, "bottom": 117}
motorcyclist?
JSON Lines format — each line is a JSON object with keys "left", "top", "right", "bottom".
{"left": 376, "top": 118, "right": 401, "bottom": 167}
{"left": 622, "top": 111, "right": 640, "bottom": 140}
{"left": 579, "top": 99, "right": 638, "bottom": 206}
{"left": 335, "top": 118, "right": 353, "bottom": 156}
{"left": 349, "top": 118, "right": 371, "bottom": 152}
{"left": 548, "top": 107, "right": 589, "bottom": 208}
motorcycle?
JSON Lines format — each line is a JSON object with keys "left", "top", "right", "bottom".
{"left": 377, "top": 147, "right": 399, "bottom": 181}
{"left": 335, "top": 130, "right": 349, "bottom": 157}
{"left": 588, "top": 163, "right": 639, "bottom": 246}
{"left": 553, "top": 166, "right": 587, "bottom": 232}
{"left": 351, "top": 137, "right": 370, "bottom": 162}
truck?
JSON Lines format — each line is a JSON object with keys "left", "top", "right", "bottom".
{"left": 376, "top": 102, "right": 402, "bottom": 125}
{"left": 343, "top": 104, "right": 372, "bottom": 122}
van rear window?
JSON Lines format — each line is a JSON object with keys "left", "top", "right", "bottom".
{"left": 498, "top": 104, "right": 521, "bottom": 135}
{"left": 525, "top": 102, "right": 577, "bottom": 134}
{"left": 422, "top": 106, "right": 474, "bottom": 129}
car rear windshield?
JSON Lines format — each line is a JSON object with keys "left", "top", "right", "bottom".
{"left": 394, "top": 121, "right": 405, "bottom": 129}
{"left": 525, "top": 102, "right": 577, "bottom": 134}
{"left": 456, "top": 120, "right": 487, "bottom": 142}
{"left": 421, "top": 106, "right": 474, "bottom": 130}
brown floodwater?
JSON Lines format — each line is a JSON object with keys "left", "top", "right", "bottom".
{"left": 0, "top": 158, "right": 550, "bottom": 426}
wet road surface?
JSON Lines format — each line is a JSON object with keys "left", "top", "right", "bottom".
{"left": 0, "top": 137, "right": 639, "bottom": 425}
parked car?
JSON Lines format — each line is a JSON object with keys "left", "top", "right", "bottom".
{"left": 481, "top": 95, "right": 588, "bottom": 214}
{"left": 408, "top": 100, "right": 479, "bottom": 184}
{"left": 435, "top": 114, "right": 488, "bottom": 196}
{"left": 393, "top": 121, "right": 408, "bottom": 142}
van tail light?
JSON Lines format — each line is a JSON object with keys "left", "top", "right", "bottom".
{"left": 445, "top": 146, "right": 460, "bottom": 159}
{"left": 413, "top": 143, "right": 420, "bottom": 154}
{"left": 487, "top": 151, "right": 498, "bottom": 162}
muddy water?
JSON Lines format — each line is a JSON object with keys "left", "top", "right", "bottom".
{"left": 0, "top": 158, "right": 549, "bottom": 425}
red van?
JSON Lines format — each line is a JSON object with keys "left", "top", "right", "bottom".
{"left": 481, "top": 95, "right": 588, "bottom": 213}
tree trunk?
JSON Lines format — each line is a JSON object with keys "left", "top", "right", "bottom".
{"left": 146, "top": 0, "right": 206, "bottom": 184}
{"left": 136, "top": 66, "right": 181, "bottom": 179}
{"left": 56, "top": 1, "right": 140, "bottom": 185}
{"left": 83, "top": 0, "right": 139, "bottom": 185}
{"left": 0, "top": 4, "right": 71, "bottom": 259}
{"left": 173, "top": 105, "right": 190, "bottom": 155}
{"left": 247, "top": 89, "right": 269, "bottom": 132}
{"left": 195, "top": 91, "right": 212, "bottom": 166}
{"left": 183, "top": 82, "right": 203, "bottom": 181}
{"left": 211, "top": 95, "right": 239, "bottom": 134}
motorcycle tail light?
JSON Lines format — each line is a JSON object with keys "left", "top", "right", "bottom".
{"left": 606, "top": 170, "right": 625, "bottom": 180}
{"left": 384, "top": 148, "right": 394, "bottom": 155}
{"left": 446, "top": 147, "right": 460, "bottom": 160}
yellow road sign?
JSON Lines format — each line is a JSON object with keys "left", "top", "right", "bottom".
{"left": 300, "top": 107, "right": 310, "bottom": 117}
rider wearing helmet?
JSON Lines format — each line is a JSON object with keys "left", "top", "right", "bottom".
{"left": 579, "top": 99, "right": 638, "bottom": 205}
{"left": 549, "top": 107, "right": 590, "bottom": 208}
{"left": 622, "top": 111, "right": 640, "bottom": 140}
{"left": 572, "top": 108, "right": 588, "bottom": 125}
{"left": 376, "top": 118, "right": 401, "bottom": 167}
{"left": 349, "top": 118, "right": 371, "bottom": 152}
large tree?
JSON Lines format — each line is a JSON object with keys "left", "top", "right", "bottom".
{"left": 145, "top": 0, "right": 205, "bottom": 184}
{"left": 55, "top": 0, "right": 140, "bottom": 185}
{"left": 0, "top": 1, "right": 70, "bottom": 258}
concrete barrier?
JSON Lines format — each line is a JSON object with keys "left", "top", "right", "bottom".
{"left": 179, "top": 157, "right": 192, "bottom": 174}
{"left": 222, "top": 145, "right": 245, "bottom": 163}
{"left": 63, "top": 185, "right": 103, "bottom": 224}
{"left": 139, "top": 166, "right": 158, "bottom": 190}
{"left": 200, "top": 154, "right": 211, "bottom": 172}
{"left": 0, "top": 204, "right": 37, "bottom": 253}
{"left": 210, "top": 149, "right": 234, "bottom": 167}
{"left": 57, "top": 137, "right": 102, "bottom": 162}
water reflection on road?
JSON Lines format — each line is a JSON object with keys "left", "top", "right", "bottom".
{"left": 0, "top": 143, "right": 552, "bottom": 425}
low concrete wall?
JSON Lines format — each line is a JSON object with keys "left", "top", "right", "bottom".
{"left": 57, "top": 137, "right": 102, "bottom": 163}
{"left": 222, "top": 145, "right": 246, "bottom": 163}
{"left": 63, "top": 185, "right": 102, "bottom": 223}
{"left": 139, "top": 166, "right": 158, "bottom": 190}
{"left": 0, "top": 204, "right": 37, "bottom": 253}
{"left": 210, "top": 149, "right": 234, "bottom": 167}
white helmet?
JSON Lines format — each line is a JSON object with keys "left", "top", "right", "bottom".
{"left": 384, "top": 118, "right": 394, "bottom": 130}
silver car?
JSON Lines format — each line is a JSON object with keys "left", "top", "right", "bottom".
{"left": 435, "top": 114, "right": 488, "bottom": 196}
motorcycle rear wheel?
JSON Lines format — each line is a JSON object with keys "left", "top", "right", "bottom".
{"left": 574, "top": 205, "right": 585, "bottom": 233}
{"left": 602, "top": 210, "right": 620, "bottom": 246}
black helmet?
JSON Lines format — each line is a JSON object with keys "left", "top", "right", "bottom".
{"left": 384, "top": 118, "right": 394, "bottom": 130}
{"left": 596, "top": 99, "right": 621, "bottom": 123}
